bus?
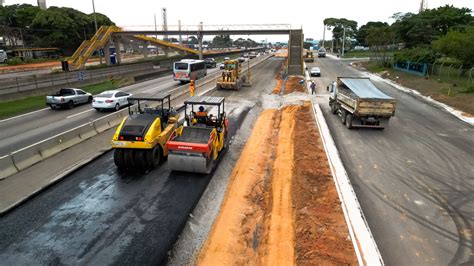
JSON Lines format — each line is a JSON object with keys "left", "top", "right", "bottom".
{"left": 173, "top": 59, "right": 207, "bottom": 84}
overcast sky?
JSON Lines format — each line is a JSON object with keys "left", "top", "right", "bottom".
{"left": 4, "top": 0, "right": 474, "bottom": 42}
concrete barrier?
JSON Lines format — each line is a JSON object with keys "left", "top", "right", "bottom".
{"left": 0, "top": 155, "right": 18, "bottom": 180}
{"left": 93, "top": 111, "right": 126, "bottom": 133}
{"left": 11, "top": 122, "right": 98, "bottom": 171}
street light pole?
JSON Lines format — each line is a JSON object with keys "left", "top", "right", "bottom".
{"left": 92, "top": 0, "right": 102, "bottom": 65}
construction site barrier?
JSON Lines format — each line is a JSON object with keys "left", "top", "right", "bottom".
{"left": 0, "top": 155, "right": 18, "bottom": 180}
{"left": 1, "top": 54, "right": 273, "bottom": 180}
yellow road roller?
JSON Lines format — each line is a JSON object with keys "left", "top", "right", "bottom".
{"left": 111, "top": 93, "right": 179, "bottom": 171}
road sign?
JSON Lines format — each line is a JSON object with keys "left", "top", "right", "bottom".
{"left": 78, "top": 71, "right": 85, "bottom": 81}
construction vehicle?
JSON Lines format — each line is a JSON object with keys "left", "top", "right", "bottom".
{"left": 111, "top": 93, "right": 179, "bottom": 171}
{"left": 216, "top": 59, "right": 249, "bottom": 91}
{"left": 328, "top": 77, "right": 397, "bottom": 129}
{"left": 304, "top": 51, "right": 314, "bottom": 62}
{"left": 166, "top": 96, "right": 229, "bottom": 174}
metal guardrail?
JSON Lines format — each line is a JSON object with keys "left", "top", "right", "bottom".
{"left": 0, "top": 62, "right": 165, "bottom": 96}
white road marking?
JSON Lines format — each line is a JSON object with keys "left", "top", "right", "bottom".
{"left": 0, "top": 108, "right": 49, "bottom": 123}
{"left": 66, "top": 108, "right": 94, "bottom": 119}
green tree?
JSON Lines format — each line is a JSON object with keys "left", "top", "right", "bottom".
{"left": 356, "top": 21, "right": 388, "bottom": 46}
{"left": 433, "top": 26, "right": 474, "bottom": 67}
{"left": 211, "top": 34, "right": 233, "bottom": 48}
{"left": 323, "top": 18, "right": 357, "bottom": 51}
{"left": 391, "top": 5, "right": 472, "bottom": 47}
{"left": 367, "top": 26, "right": 395, "bottom": 66}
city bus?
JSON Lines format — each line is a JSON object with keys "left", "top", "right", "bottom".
{"left": 173, "top": 59, "right": 207, "bottom": 84}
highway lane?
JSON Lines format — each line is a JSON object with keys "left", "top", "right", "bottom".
{"left": 0, "top": 67, "right": 222, "bottom": 156}
{"left": 0, "top": 58, "right": 282, "bottom": 264}
{"left": 308, "top": 58, "right": 474, "bottom": 265}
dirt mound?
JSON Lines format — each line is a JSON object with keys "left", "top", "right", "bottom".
{"left": 284, "top": 76, "right": 306, "bottom": 94}
{"left": 197, "top": 103, "right": 357, "bottom": 265}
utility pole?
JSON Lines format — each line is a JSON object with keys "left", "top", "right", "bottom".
{"left": 92, "top": 0, "right": 102, "bottom": 65}
{"left": 162, "top": 8, "right": 168, "bottom": 41}
{"left": 178, "top": 20, "right": 182, "bottom": 44}
{"left": 341, "top": 26, "right": 346, "bottom": 57}
{"left": 322, "top": 24, "right": 326, "bottom": 49}
{"left": 154, "top": 13, "right": 158, "bottom": 39}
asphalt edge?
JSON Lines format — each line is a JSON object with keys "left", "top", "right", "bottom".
{"left": 304, "top": 65, "right": 384, "bottom": 265}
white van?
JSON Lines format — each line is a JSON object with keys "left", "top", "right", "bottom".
{"left": 0, "top": 50, "right": 7, "bottom": 63}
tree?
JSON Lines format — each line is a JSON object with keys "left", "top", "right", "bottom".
{"left": 187, "top": 36, "right": 198, "bottom": 44}
{"left": 367, "top": 26, "right": 395, "bottom": 66}
{"left": 323, "top": 18, "right": 357, "bottom": 51}
{"left": 356, "top": 21, "right": 389, "bottom": 46}
{"left": 391, "top": 5, "right": 472, "bottom": 47}
{"left": 211, "top": 34, "right": 232, "bottom": 48}
{"left": 433, "top": 25, "right": 474, "bottom": 67}
{"left": 0, "top": 4, "right": 115, "bottom": 54}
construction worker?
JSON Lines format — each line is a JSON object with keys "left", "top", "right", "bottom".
{"left": 310, "top": 81, "right": 316, "bottom": 95}
{"left": 190, "top": 79, "right": 195, "bottom": 96}
{"left": 196, "top": 106, "right": 207, "bottom": 124}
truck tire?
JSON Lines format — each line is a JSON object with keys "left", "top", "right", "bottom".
{"left": 330, "top": 103, "right": 337, "bottom": 114}
{"left": 67, "top": 101, "right": 74, "bottom": 109}
{"left": 345, "top": 114, "right": 353, "bottom": 129}
{"left": 340, "top": 110, "right": 347, "bottom": 124}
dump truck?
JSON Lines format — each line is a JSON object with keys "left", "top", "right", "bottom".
{"left": 216, "top": 59, "right": 249, "bottom": 91}
{"left": 111, "top": 93, "right": 179, "bottom": 171}
{"left": 327, "top": 77, "right": 397, "bottom": 129}
{"left": 166, "top": 96, "right": 228, "bottom": 174}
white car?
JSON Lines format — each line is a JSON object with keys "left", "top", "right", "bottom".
{"left": 219, "top": 63, "right": 225, "bottom": 69}
{"left": 310, "top": 67, "right": 321, "bottom": 77}
{"left": 92, "top": 90, "right": 132, "bottom": 111}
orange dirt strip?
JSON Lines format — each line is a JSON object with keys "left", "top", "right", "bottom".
{"left": 264, "top": 105, "right": 297, "bottom": 265}
{"left": 197, "top": 109, "right": 280, "bottom": 265}
{"left": 292, "top": 104, "right": 358, "bottom": 265}
{"left": 198, "top": 103, "right": 357, "bottom": 265}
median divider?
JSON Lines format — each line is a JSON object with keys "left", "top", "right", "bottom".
{"left": 1, "top": 54, "right": 274, "bottom": 181}
{"left": 0, "top": 155, "right": 18, "bottom": 180}
{"left": 93, "top": 111, "right": 127, "bottom": 133}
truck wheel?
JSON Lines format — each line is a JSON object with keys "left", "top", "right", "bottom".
{"left": 330, "top": 103, "right": 337, "bottom": 114}
{"left": 345, "top": 114, "right": 353, "bottom": 129}
{"left": 50, "top": 105, "right": 56, "bottom": 110}
{"left": 67, "top": 101, "right": 74, "bottom": 109}
{"left": 340, "top": 110, "right": 347, "bottom": 124}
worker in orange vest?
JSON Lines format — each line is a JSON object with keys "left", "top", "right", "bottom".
{"left": 190, "top": 79, "right": 195, "bottom": 96}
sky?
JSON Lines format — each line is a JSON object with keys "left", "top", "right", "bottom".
{"left": 4, "top": 0, "right": 474, "bottom": 42}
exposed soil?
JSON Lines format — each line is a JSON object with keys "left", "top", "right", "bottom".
{"left": 284, "top": 76, "right": 306, "bottom": 94}
{"left": 197, "top": 102, "right": 357, "bottom": 265}
{"left": 272, "top": 60, "right": 287, "bottom": 94}
{"left": 292, "top": 103, "right": 358, "bottom": 265}
{"left": 355, "top": 62, "right": 474, "bottom": 115}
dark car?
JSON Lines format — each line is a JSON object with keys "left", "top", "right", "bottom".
{"left": 204, "top": 58, "right": 217, "bottom": 68}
